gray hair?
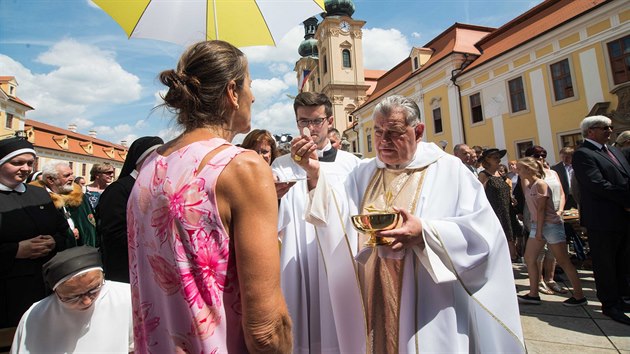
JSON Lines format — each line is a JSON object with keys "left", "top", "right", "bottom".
{"left": 372, "top": 95, "right": 421, "bottom": 127}
{"left": 41, "top": 160, "right": 70, "bottom": 179}
{"left": 453, "top": 143, "right": 469, "bottom": 154}
{"left": 614, "top": 130, "right": 630, "bottom": 146}
{"left": 580, "top": 115, "right": 611, "bottom": 138}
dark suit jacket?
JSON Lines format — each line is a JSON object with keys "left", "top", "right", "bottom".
{"left": 551, "top": 162, "right": 577, "bottom": 209}
{"left": 573, "top": 140, "right": 630, "bottom": 231}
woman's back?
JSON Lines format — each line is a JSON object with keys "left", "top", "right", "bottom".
{"left": 128, "top": 138, "right": 246, "bottom": 353}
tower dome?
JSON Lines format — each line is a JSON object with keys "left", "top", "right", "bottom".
{"left": 324, "top": 0, "right": 355, "bottom": 17}
{"left": 298, "top": 17, "right": 319, "bottom": 57}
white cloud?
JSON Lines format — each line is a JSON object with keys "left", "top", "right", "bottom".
{"left": 412, "top": 32, "right": 422, "bottom": 39}
{"left": 251, "top": 77, "right": 290, "bottom": 107}
{"left": 362, "top": 28, "right": 411, "bottom": 70}
{"left": 0, "top": 39, "right": 142, "bottom": 127}
{"left": 252, "top": 101, "right": 298, "bottom": 137}
{"left": 242, "top": 26, "right": 303, "bottom": 64}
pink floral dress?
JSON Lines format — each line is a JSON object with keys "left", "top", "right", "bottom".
{"left": 127, "top": 138, "right": 246, "bottom": 353}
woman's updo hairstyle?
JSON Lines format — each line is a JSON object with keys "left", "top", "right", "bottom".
{"left": 517, "top": 157, "right": 545, "bottom": 179}
{"left": 159, "top": 40, "right": 247, "bottom": 130}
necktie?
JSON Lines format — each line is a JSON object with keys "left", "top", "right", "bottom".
{"left": 602, "top": 145, "right": 621, "bottom": 166}
{"left": 565, "top": 164, "right": 572, "bottom": 188}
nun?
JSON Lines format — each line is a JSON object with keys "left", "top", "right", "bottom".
{"left": 0, "top": 137, "right": 69, "bottom": 329}
{"left": 10, "top": 246, "right": 133, "bottom": 353}
{"left": 96, "top": 136, "right": 163, "bottom": 282}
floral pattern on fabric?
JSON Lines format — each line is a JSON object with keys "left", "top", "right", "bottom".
{"left": 128, "top": 139, "right": 246, "bottom": 353}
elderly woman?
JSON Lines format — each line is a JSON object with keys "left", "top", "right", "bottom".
{"left": 85, "top": 163, "right": 114, "bottom": 209}
{"left": 127, "top": 40, "right": 291, "bottom": 353}
{"left": 11, "top": 246, "right": 132, "bottom": 353}
{"left": 0, "top": 137, "right": 69, "bottom": 329}
{"left": 478, "top": 148, "right": 517, "bottom": 260}
{"left": 240, "top": 129, "right": 278, "bottom": 165}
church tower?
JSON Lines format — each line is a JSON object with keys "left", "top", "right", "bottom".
{"left": 295, "top": 0, "right": 369, "bottom": 133}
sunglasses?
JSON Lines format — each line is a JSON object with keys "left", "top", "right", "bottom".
{"left": 100, "top": 171, "right": 114, "bottom": 175}
{"left": 533, "top": 153, "right": 547, "bottom": 159}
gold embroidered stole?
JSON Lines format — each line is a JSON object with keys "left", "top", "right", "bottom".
{"left": 358, "top": 167, "right": 426, "bottom": 354}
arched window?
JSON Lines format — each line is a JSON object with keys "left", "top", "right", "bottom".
{"left": 342, "top": 49, "right": 351, "bottom": 68}
{"left": 323, "top": 55, "right": 328, "bottom": 73}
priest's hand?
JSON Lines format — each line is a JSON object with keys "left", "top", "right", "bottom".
{"left": 290, "top": 134, "right": 319, "bottom": 190}
{"left": 16, "top": 235, "right": 56, "bottom": 259}
{"left": 377, "top": 208, "right": 425, "bottom": 251}
{"left": 274, "top": 179, "right": 296, "bottom": 199}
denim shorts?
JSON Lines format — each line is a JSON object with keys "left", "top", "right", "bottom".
{"left": 529, "top": 222, "right": 566, "bottom": 244}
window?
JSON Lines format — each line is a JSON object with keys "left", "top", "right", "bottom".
{"left": 516, "top": 141, "right": 534, "bottom": 158}
{"left": 607, "top": 35, "right": 630, "bottom": 85}
{"left": 68, "top": 161, "right": 73, "bottom": 169}
{"left": 413, "top": 57, "right": 419, "bottom": 70}
{"left": 342, "top": 49, "right": 351, "bottom": 68}
{"left": 323, "top": 55, "right": 328, "bottom": 73}
{"left": 550, "top": 59, "right": 574, "bottom": 101}
{"left": 560, "top": 132, "right": 582, "bottom": 148}
{"left": 367, "top": 133, "right": 372, "bottom": 153}
{"left": 5, "top": 113, "right": 14, "bottom": 129}
{"left": 82, "top": 163, "right": 87, "bottom": 177}
{"left": 432, "top": 107, "right": 443, "bottom": 134}
{"left": 469, "top": 93, "right": 483, "bottom": 123}
{"left": 508, "top": 77, "right": 526, "bottom": 113}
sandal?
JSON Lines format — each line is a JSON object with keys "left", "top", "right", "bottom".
{"left": 538, "top": 281, "right": 555, "bottom": 295}
{"left": 546, "top": 281, "right": 568, "bottom": 294}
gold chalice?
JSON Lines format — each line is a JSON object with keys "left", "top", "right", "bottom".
{"left": 351, "top": 212, "right": 401, "bottom": 247}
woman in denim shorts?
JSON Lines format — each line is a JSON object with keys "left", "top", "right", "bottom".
{"left": 516, "top": 157, "right": 587, "bottom": 307}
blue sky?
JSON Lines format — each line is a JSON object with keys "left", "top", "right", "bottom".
{"left": 0, "top": 0, "right": 542, "bottom": 146}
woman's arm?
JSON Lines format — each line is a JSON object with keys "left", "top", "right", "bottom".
{"left": 535, "top": 181, "right": 547, "bottom": 241}
{"left": 217, "top": 151, "right": 292, "bottom": 354}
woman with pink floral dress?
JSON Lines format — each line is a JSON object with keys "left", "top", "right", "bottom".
{"left": 127, "top": 40, "right": 292, "bottom": 353}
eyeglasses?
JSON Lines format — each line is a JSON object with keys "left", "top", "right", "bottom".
{"left": 100, "top": 171, "right": 114, "bottom": 175}
{"left": 297, "top": 117, "right": 328, "bottom": 128}
{"left": 56, "top": 280, "right": 105, "bottom": 304}
{"left": 591, "top": 125, "right": 613, "bottom": 131}
{"left": 533, "top": 153, "right": 547, "bottom": 159}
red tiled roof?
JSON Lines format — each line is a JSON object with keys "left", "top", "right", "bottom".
{"left": 0, "top": 76, "right": 15, "bottom": 82}
{"left": 464, "top": 0, "right": 609, "bottom": 72}
{"left": 25, "top": 119, "right": 126, "bottom": 162}
{"left": 8, "top": 95, "right": 34, "bottom": 110}
{"left": 359, "top": 24, "right": 493, "bottom": 109}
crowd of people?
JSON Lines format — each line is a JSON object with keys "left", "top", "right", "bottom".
{"left": 1, "top": 39, "right": 629, "bottom": 353}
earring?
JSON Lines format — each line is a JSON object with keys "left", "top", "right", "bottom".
{"left": 235, "top": 104, "right": 240, "bottom": 110}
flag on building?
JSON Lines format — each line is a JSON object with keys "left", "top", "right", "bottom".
{"left": 298, "top": 69, "right": 313, "bottom": 92}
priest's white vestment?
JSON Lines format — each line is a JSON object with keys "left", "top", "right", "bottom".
{"left": 306, "top": 142, "right": 525, "bottom": 353}
{"left": 11, "top": 281, "right": 133, "bottom": 354}
{"left": 272, "top": 149, "right": 360, "bottom": 354}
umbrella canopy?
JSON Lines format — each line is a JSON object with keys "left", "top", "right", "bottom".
{"left": 93, "top": 0, "right": 326, "bottom": 47}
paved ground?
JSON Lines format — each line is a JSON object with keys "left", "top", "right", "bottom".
{"left": 514, "top": 262, "right": 630, "bottom": 353}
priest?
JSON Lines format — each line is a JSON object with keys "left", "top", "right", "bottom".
{"left": 271, "top": 92, "right": 360, "bottom": 353}
{"left": 292, "top": 95, "right": 525, "bottom": 353}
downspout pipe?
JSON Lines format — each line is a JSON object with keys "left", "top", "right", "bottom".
{"left": 451, "top": 53, "right": 473, "bottom": 144}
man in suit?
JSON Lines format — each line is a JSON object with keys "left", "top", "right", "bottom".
{"left": 551, "top": 146, "right": 577, "bottom": 210}
{"left": 453, "top": 143, "right": 477, "bottom": 175}
{"left": 573, "top": 115, "right": 630, "bottom": 326}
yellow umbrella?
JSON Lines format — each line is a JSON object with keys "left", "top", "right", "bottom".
{"left": 93, "top": 0, "right": 325, "bottom": 47}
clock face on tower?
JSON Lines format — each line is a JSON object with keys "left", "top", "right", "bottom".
{"left": 339, "top": 21, "right": 350, "bottom": 33}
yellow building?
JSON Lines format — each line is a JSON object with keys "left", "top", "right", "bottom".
{"left": 1, "top": 76, "right": 126, "bottom": 178}
{"left": 0, "top": 76, "right": 33, "bottom": 139}
{"left": 299, "top": 0, "right": 630, "bottom": 164}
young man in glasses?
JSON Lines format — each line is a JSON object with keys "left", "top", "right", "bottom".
{"left": 573, "top": 115, "right": 630, "bottom": 326}
{"left": 11, "top": 246, "right": 133, "bottom": 353}
{"left": 30, "top": 160, "right": 98, "bottom": 248}
{"left": 271, "top": 92, "right": 360, "bottom": 353}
